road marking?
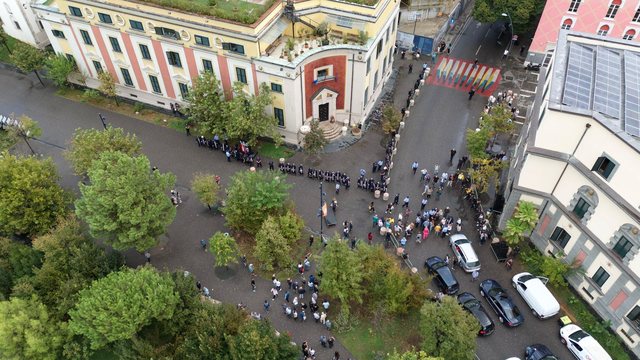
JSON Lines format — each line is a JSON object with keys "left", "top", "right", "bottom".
{"left": 475, "top": 45, "right": 482, "bottom": 55}
{"left": 513, "top": 120, "right": 525, "bottom": 125}
{"left": 484, "top": 28, "right": 491, "bottom": 39}
{"left": 520, "top": 89, "right": 536, "bottom": 94}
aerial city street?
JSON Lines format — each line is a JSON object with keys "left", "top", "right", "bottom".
{"left": 0, "top": 0, "right": 639, "bottom": 359}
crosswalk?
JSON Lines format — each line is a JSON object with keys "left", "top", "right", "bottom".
{"left": 427, "top": 57, "right": 501, "bottom": 96}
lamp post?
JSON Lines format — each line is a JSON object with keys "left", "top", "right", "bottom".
{"left": 501, "top": 12, "right": 513, "bottom": 60}
{"left": 98, "top": 113, "right": 107, "bottom": 130}
{"left": 319, "top": 182, "right": 325, "bottom": 244}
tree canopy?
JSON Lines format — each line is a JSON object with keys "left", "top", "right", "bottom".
{"left": 254, "top": 216, "right": 293, "bottom": 271}
{"left": 303, "top": 120, "right": 328, "bottom": 156}
{"left": 503, "top": 200, "right": 538, "bottom": 246}
{"left": 209, "top": 232, "right": 239, "bottom": 268}
{"left": 419, "top": 296, "right": 479, "bottom": 360}
{"left": 75, "top": 151, "right": 176, "bottom": 251}
{"left": 0, "top": 296, "right": 67, "bottom": 360}
{"left": 318, "top": 238, "right": 364, "bottom": 309}
{"left": 226, "top": 82, "right": 278, "bottom": 146}
{"left": 472, "top": 0, "right": 546, "bottom": 33}
{"left": 227, "top": 318, "right": 298, "bottom": 360}
{"left": 185, "top": 71, "right": 228, "bottom": 136}
{"left": 45, "top": 54, "right": 76, "bottom": 87}
{"left": 97, "top": 71, "right": 118, "bottom": 105}
{"left": 65, "top": 126, "right": 142, "bottom": 175}
{"left": 191, "top": 173, "right": 221, "bottom": 210}
{"left": 222, "top": 170, "right": 291, "bottom": 234}
{"left": 10, "top": 42, "right": 46, "bottom": 85}
{"left": 0, "top": 238, "right": 43, "bottom": 300}
{"left": 0, "top": 153, "right": 68, "bottom": 237}
{"left": 68, "top": 266, "right": 179, "bottom": 350}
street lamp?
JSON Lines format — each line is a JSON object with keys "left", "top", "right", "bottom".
{"left": 501, "top": 13, "right": 513, "bottom": 60}
{"left": 98, "top": 113, "right": 107, "bottom": 129}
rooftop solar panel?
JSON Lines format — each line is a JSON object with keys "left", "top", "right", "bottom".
{"left": 593, "top": 48, "right": 622, "bottom": 119}
{"left": 563, "top": 43, "right": 594, "bottom": 110}
{"left": 624, "top": 51, "right": 640, "bottom": 137}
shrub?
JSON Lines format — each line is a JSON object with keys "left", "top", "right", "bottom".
{"left": 81, "top": 89, "right": 101, "bottom": 103}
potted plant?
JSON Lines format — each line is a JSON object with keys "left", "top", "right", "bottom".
{"left": 358, "top": 30, "right": 369, "bottom": 45}
{"left": 286, "top": 38, "right": 295, "bottom": 52}
{"left": 351, "top": 125, "right": 362, "bottom": 139}
{"left": 287, "top": 52, "right": 293, "bottom": 62}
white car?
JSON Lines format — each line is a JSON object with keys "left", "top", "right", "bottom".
{"left": 448, "top": 234, "right": 481, "bottom": 273}
{"left": 511, "top": 272, "right": 560, "bottom": 319}
{"left": 560, "top": 324, "right": 612, "bottom": 360}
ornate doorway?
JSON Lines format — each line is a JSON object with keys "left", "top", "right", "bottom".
{"left": 318, "top": 103, "right": 329, "bottom": 121}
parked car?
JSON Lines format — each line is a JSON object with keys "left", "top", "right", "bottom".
{"left": 525, "top": 344, "right": 559, "bottom": 360}
{"left": 512, "top": 272, "right": 560, "bottom": 319}
{"left": 479, "top": 279, "right": 524, "bottom": 327}
{"left": 425, "top": 256, "right": 459, "bottom": 294}
{"left": 457, "top": 292, "right": 495, "bottom": 336}
{"left": 448, "top": 234, "right": 481, "bottom": 273}
{"left": 560, "top": 324, "right": 612, "bottom": 360}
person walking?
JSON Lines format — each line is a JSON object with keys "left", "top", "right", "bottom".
{"left": 367, "top": 232, "right": 373, "bottom": 245}
{"left": 271, "top": 287, "right": 278, "bottom": 300}
{"left": 144, "top": 252, "right": 151, "bottom": 263}
{"left": 468, "top": 88, "right": 476, "bottom": 100}
{"left": 309, "top": 235, "right": 314, "bottom": 247}
{"left": 393, "top": 193, "right": 400, "bottom": 206}
{"left": 411, "top": 161, "right": 419, "bottom": 174}
{"left": 471, "top": 269, "right": 479, "bottom": 282}
{"left": 402, "top": 196, "right": 410, "bottom": 208}
{"left": 449, "top": 148, "right": 457, "bottom": 164}
{"left": 251, "top": 279, "right": 256, "bottom": 292}
{"left": 200, "top": 239, "right": 207, "bottom": 251}
{"left": 335, "top": 182, "right": 340, "bottom": 194}
{"left": 408, "top": 63, "right": 413, "bottom": 73}
{"left": 264, "top": 300, "right": 270, "bottom": 312}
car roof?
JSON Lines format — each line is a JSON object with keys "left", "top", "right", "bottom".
{"left": 515, "top": 274, "right": 560, "bottom": 312}
{"left": 426, "top": 256, "right": 444, "bottom": 266}
{"left": 450, "top": 233, "right": 469, "bottom": 242}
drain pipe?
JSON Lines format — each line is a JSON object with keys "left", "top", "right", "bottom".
{"left": 550, "top": 123, "right": 591, "bottom": 196}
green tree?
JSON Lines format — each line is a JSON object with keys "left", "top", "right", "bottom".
{"left": 0, "top": 296, "right": 67, "bottom": 360}
{"left": 539, "top": 254, "right": 572, "bottom": 287}
{"left": 0, "top": 153, "right": 68, "bottom": 237}
{"left": 3, "top": 114, "right": 42, "bottom": 155}
{"left": 276, "top": 210, "right": 304, "bottom": 243}
{"left": 303, "top": 120, "right": 328, "bottom": 157}
{"left": 97, "top": 71, "right": 118, "bottom": 106}
{"left": 227, "top": 318, "right": 297, "bottom": 360}
{"left": 64, "top": 126, "right": 142, "bottom": 175}
{"left": 75, "top": 151, "right": 176, "bottom": 252}
{"left": 467, "top": 158, "right": 504, "bottom": 194}
{"left": 318, "top": 238, "right": 364, "bottom": 310}
{"left": 222, "top": 170, "right": 290, "bottom": 234}
{"left": 68, "top": 267, "right": 179, "bottom": 350}
{"left": 513, "top": 201, "right": 538, "bottom": 230}
{"left": 387, "top": 349, "right": 443, "bottom": 360}
{"left": 382, "top": 104, "right": 401, "bottom": 134}
{"left": 31, "top": 214, "right": 123, "bottom": 319}
{"left": 503, "top": 217, "right": 528, "bottom": 246}
{"left": 419, "top": 296, "right": 479, "bottom": 360}
{"left": 10, "top": 42, "right": 47, "bottom": 86}
{"left": 481, "top": 104, "right": 515, "bottom": 136}
{"left": 209, "top": 232, "right": 239, "bottom": 268}
{"left": 0, "top": 238, "right": 43, "bottom": 299}
{"left": 472, "top": 0, "right": 545, "bottom": 33}
{"left": 191, "top": 173, "right": 221, "bottom": 210}
{"left": 254, "top": 216, "right": 292, "bottom": 271}
{"left": 226, "top": 82, "right": 278, "bottom": 146}
{"left": 465, "top": 127, "right": 491, "bottom": 160}
{"left": 45, "top": 54, "right": 76, "bottom": 87}
{"left": 185, "top": 71, "right": 228, "bottom": 136}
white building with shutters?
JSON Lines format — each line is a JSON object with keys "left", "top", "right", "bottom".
{"left": 0, "top": 0, "right": 49, "bottom": 48}
{"left": 501, "top": 31, "right": 640, "bottom": 357}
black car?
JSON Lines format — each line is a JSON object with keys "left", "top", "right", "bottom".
{"left": 425, "top": 256, "right": 459, "bottom": 294}
{"left": 457, "top": 292, "right": 495, "bottom": 336}
{"left": 525, "top": 344, "right": 559, "bottom": 360}
{"left": 479, "top": 279, "right": 524, "bottom": 327}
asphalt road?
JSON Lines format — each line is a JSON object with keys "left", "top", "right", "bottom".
{"left": 0, "top": 18, "right": 573, "bottom": 359}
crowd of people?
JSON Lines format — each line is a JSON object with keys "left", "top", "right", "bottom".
{"left": 195, "top": 135, "right": 263, "bottom": 167}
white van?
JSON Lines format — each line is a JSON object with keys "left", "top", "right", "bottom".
{"left": 560, "top": 324, "right": 613, "bottom": 360}
{"left": 511, "top": 272, "right": 560, "bottom": 319}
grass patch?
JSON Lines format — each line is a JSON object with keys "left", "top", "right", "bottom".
{"left": 137, "top": 0, "right": 276, "bottom": 24}
{"left": 56, "top": 87, "right": 186, "bottom": 131}
{"left": 338, "top": 312, "right": 421, "bottom": 360}
{"left": 0, "top": 36, "right": 18, "bottom": 64}
{"left": 256, "top": 142, "right": 295, "bottom": 160}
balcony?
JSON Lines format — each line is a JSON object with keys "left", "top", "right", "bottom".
{"left": 262, "top": 31, "right": 368, "bottom": 65}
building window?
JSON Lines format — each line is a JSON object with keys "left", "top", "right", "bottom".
{"left": 14, "top": 21, "right": 20, "bottom": 30}
{"left": 93, "top": 61, "right": 103, "bottom": 74}
{"left": 374, "top": 70, "right": 379, "bottom": 89}
{"left": 149, "top": 75, "right": 161, "bottom": 94}
{"left": 623, "top": 29, "right": 636, "bottom": 40}
{"left": 166, "top": 51, "right": 182, "bottom": 67}
{"left": 591, "top": 155, "right": 616, "bottom": 179}
{"left": 550, "top": 226, "right": 571, "bottom": 248}
{"left": 634, "top": 7, "right": 640, "bottom": 22}
{"left": 154, "top": 27, "right": 179, "bottom": 40}
{"left": 573, "top": 198, "right": 590, "bottom": 219}
{"left": 628, "top": 306, "right": 640, "bottom": 329}
{"left": 270, "top": 83, "right": 283, "bottom": 93}
{"left": 121, "top": 68, "right": 133, "bottom": 87}
{"left": 363, "top": 87, "right": 368, "bottom": 104}
{"left": 597, "top": 25, "right": 610, "bottom": 36}
{"left": 568, "top": 0, "right": 581, "bottom": 12}
{"left": 52, "top": 30, "right": 65, "bottom": 39}
{"left": 606, "top": 0, "right": 621, "bottom": 19}
{"left": 98, "top": 13, "right": 112, "bottom": 24}
{"left": 130, "top": 20, "right": 144, "bottom": 31}
{"left": 561, "top": 18, "right": 573, "bottom": 30}
{"left": 236, "top": 67, "right": 247, "bottom": 84}
{"left": 108, "top": 37, "right": 121, "bottom": 52}
{"left": 68, "top": 6, "right": 82, "bottom": 17}
{"left": 202, "top": 59, "right": 213, "bottom": 72}
{"left": 591, "top": 267, "right": 610, "bottom": 288}
{"left": 613, "top": 236, "right": 633, "bottom": 259}
{"left": 139, "top": 44, "right": 151, "bottom": 60}
{"left": 382, "top": 56, "right": 387, "bottom": 75}
{"left": 65, "top": 54, "right": 76, "bottom": 65}
{"left": 178, "top": 83, "right": 189, "bottom": 99}
{"left": 195, "top": 35, "right": 210, "bottom": 47}
{"left": 376, "top": 39, "right": 383, "bottom": 59}
{"left": 366, "top": 57, "right": 371, "bottom": 74}
{"left": 317, "top": 68, "right": 329, "bottom": 81}
{"left": 274, "top": 107, "right": 285, "bottom": 127}
{"left": 222, "top": 42, "right": 245, "bottom": 55}
{"left": 80, "top": 29, "right": 92, "bottom": 45}
{"left": 385, "top": 28, "right": 389, "bottom": 43}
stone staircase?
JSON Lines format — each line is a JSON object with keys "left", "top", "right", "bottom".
{"left": 318, "top": 121, "right": 344, "bottom": 142}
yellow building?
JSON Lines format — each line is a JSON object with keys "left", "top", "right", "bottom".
{"left": 33, "top": 0, "right": 399, "bottom": 143}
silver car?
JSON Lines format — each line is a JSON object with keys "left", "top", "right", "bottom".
{"left": 449, "top": 234, "right": 481, "bottom": 273}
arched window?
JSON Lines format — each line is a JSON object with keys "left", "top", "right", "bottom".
{"left": 623, "top": 29, "right": 636, "bottom": 41}
{"left": 606, "top": 0, "right": 622, "bottom": 19}
{"left": 561, "top": 18, "right": 573, "bottom": 30}
{"left": 608, "top": 224, "right": 640, "bottom": 264}
{"left": 569, "top": 185, "right": 598, "bottom": 224}
{"left": 598, "top": 24, "right": 610, "bottom": 36}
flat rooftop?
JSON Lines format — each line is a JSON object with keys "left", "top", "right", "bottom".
{"left": 133, "top": 0, "right": 276, "bottom": 24}
{"left": 550, "top": 31, "right": 640, "bottom": 141}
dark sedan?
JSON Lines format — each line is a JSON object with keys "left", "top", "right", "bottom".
{"left": 457, "top": 292, "right": 495, "bottom": 336}
{"left": 425, "top": 256, "right": 459, "bottom": 294}
{"left": 479, "top": 279, "right": 524, "bottom": 327}
{"left": 525, "top": 343, "right": 559, "bottom": 360}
